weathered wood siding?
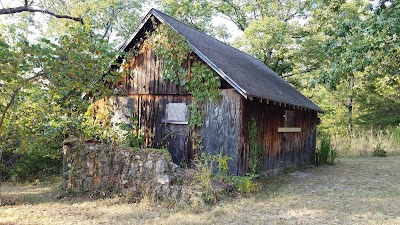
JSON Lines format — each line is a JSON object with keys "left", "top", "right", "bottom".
{"left": 115, "top": 47, "right": 192, "bottom": 165}
{"left": 110, "top": 95, "right": 192, "bottom": 165}
{"left": 201, "top": 89, "right": 241, "bottom": 174}
{"left": 239, "top": 99, "right": 317, "bottom": 174}
{"left": 118, "top": 47, "right": 188, "bottom": 95}
{"left": 116, "top": 45, "right": 317, "bottom": 174}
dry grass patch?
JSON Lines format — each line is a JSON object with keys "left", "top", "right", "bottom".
{"left": 2, "top": 157, "right": 400, "bottom": 224}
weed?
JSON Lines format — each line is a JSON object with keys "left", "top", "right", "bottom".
{"left": 373, "top": 143, "right": 387, "bottom": 157}
{"left": 118, "top": 116, "right": 145, "bottom": 149}
{"left": 228, "top": 174, "right": 260, "bottom": 194}
{"left": 391, "top": 125, "right": 400, "bottom": 145}
{"left": 329, "top": 128, "right": 400, "bottom": 157}
{"left": 317, "top": 134, "right": 337, "bottom": 165}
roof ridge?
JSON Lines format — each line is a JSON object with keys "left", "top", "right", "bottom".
{"left": 151, "top": 9, "right": 273, "bottom": 71}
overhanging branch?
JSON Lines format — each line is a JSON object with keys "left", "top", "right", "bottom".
{"left": 0, "top": 6, "right": 84, "bottom": 24}
{"left": 0, "top": 72, "right": 46, "bottom": 131}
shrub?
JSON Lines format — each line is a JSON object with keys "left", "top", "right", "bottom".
{"left": 373, "top": 143, "right": 387, "bottom": 157}
{"left": 317, "top": 134, "right": 337, "bottom": 165}
{"left": 193, "top": 152, "right": 231, "bottom": 190}
{"left": 118, "top": 116, "right": 145, "bottom": 148}
{"left": 193, "top": 152, "right": 261, "bottom": 196}
{"left": 10, "top": 151, "right": 61, "bottom": 182}
{"left": 228, "top": 174, "right": 260, "bottom": 194}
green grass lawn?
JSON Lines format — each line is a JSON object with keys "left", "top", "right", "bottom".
{"left": 1, "top": 157, "right": 400, "bottom": 225}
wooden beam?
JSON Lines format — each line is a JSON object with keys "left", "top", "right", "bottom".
{"left": 278, "top": 127, "right": 302, "bottom": 132}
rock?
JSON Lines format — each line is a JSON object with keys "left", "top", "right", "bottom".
{"left": 157, "top": 175, "right": 170, "bottom": 185}
{"left": 145, "top": 160, "right": 153, "bottom": 170}
{"left": 87, "top": 157, "right": 94, "bottom": 170}
{"left": 211, "top": 180, "right": 233, "bottom": 191}
{"left": 62, "top": 142, "right": 187, "bottom": 203}
{"left": 155, "top": 159, "right": 166, "bottom": 173}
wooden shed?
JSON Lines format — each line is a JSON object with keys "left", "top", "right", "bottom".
{"left": 113, "top": 9, "right": 323, "bottom": 175}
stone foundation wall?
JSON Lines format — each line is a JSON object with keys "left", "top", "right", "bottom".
{"left": 62, "top": 139, "right": 189, "bottom": 202}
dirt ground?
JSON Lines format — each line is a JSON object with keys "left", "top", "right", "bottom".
{"left": 1, "top": 157, "right": 400, "bottom": 225}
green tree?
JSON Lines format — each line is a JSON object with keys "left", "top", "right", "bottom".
{"left": 154, "top": 0, "right": 214, "bottom": 33}
{"left": 305, "top": 0, "right": 399, "bottom": 131}
{"left": 0, "top": 2, "right": 126, "bottom": 180}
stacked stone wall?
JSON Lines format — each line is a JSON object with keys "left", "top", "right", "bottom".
{"left": 62, "top": 139, "right": 188, "bottom": 202}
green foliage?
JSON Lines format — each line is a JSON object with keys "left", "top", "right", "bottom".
{"left": 118, "top": 116, "right": 145, "bottom": 149}
{"left": 373, "top": 143, "right": 387, "bottom": 157}
{"left": 10, "top": 150, "right": 62, "bottom": 182}
{"left": 193, "top": 152, "right": 231, "bottom": 190}
{"left": 306, "top": 0, "right": 400, "bottom": 132}
{"left": 249, "top": 119, "right": 263, "bottom": 174}
{"left": 228, "top": 174, "right": 260, "bottom": 194}
{"left": 145, "top": 23, "right": 221, "bottom": 129}
{"left": 155, "top": 0, "right": 214, "bottom": 33}
{"left": 0, "top": 8, "right": 122, "bottom": 182}
{"left": 81, "top": 100, "right": 114, "bottom": 142}
{"left": 243, "top": 16, "right": 294, "bottom": 75}
{"left": 192, "top": 152, "right": 260, "bottom": 195}
{"left": 216, "top": 154, "right": 230, "bottom": 178}
{"left": 317, "top": 134, "right": 337, "bottom": 165}
{"left": 31, "top": 0, "right": 143, "bottom": 47}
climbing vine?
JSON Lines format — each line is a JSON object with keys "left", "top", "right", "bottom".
{"left": 145, "top": 22, "right": 221, "bottom": 129}
{"left": 249, "top": 119, "right": 263, "bottom": 174}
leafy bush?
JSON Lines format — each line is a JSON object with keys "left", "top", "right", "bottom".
{"left": 9, "top": 150, "right": 61, "bottom": 182}
{"left": 317, "top": 134, "right": 337, "bottom": 165}
{"left": 373, "top": 143, "right": 387, "bottom": 157}
{"left": 193, "top": 152, "right": 231, "bottom": 189}
{"left": 118, "top": 116, "right": 145, "bottom": 148}
{"left": 228, "top": 174, "right": 260, "bottom": 194}
{"left": 193, "top": 153, "right": 261, "bottom": 196}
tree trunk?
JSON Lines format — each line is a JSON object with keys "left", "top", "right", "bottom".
{"left": 347, "top": 77, "right": 354, "bottom": 135}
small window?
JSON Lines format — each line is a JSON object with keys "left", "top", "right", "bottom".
{"left": 284, "top": 110, "right": 295, "bottom": 127}
{"left": 163, "top": 103, "right": 189, "bottom": 124}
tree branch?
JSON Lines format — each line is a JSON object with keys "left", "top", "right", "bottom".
{"left": 282, "top": 67, "right": 316, "bottom": 78}
{"left": 0, "top": 72, "right": 46, "bottom": 131}
{"left": 0, "top": 6, "right": 84, "bottom": 24}
{"left": 0, "top": 86, "right": 22, "bottom": 131}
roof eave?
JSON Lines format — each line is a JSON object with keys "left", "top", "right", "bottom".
{"left": 118, "top": 12, "right": 153, "bottom": 52}
{"left": 248, "top": 94, "right": 324, "bottom": 113}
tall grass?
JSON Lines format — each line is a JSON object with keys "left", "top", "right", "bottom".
{"left": 328, "top": 127, "right": 400, "bottom": 157}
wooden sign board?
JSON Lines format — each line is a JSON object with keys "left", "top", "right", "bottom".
{"left": 278, "top": 127, "right": 301, "bottom": 133}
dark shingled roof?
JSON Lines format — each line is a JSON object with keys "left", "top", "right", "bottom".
{"left": 120, "top": 9, "right": 323, "bottom": 113}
